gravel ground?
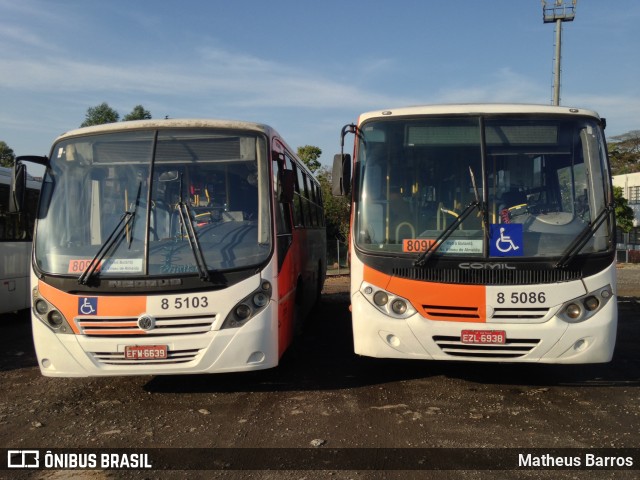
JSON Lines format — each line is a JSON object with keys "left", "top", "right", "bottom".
{"left": 0, "top": 268, "right": 637, "bottom": 479}
{"left": 616, "top": 263, "right": 640, "bottom": 297}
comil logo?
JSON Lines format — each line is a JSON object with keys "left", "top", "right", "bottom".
{"left": 8, "top": 450, "right": 40, "bottom": 468}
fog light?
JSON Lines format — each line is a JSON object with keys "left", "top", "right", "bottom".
{"left": 364, "top": 286, "right": 373, "bottom": 295}
{"left": 47, "top": 310, "right": 64, "bottom": 327}
{"left": 574, "top": 339, "right": 587, "bottom": 352}
{"left": 391, "top": 299, "right": 407, "bottom": 315}
{"left": 565, "top": 303, "right": 582, "bottom": 320}
{"left": 235, "top": 304, "right": 251, "bottom": 320}
{"left": 35, "top": 299, "right": 48, "bottom": 315}
{"left": 584, "top": 296, "right": 599, "bottom": 311}
{"left": 373, "top": 291, "right": 388, "bottom": 306}
{"left": 601, "top": 289, "right": 611, "bottom": 299}
{"left": 261, "top": 280, "right": 271, "bottom": 291}
{"left": 386, "top": 334, "right": 400, "bottom": 347}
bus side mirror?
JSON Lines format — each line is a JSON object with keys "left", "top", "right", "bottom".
{"left": 10, "top": 155, "right": 47, "bottom": 213}
{"left": 280, "top": 170, "right": 295, "bottom": 203}
{"left": 332, "top": 153, "right": 351, "bottom": 196}
{"left": 10, "top": 162, "right": 26, "bottom": 213}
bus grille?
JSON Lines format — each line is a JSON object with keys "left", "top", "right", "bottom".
{"left": 75, "top": 314, "right": 217, "bottom": 337}
{"left": 433, "top": 336, "right": 539, "bottom": 359}
{"left": 89, "top": 349, "right": 201, "bottom": 365}
{"left": 392, "top": 267, "right": 581, "bottom": 285}
{"left": 491, "top": 307, "right": 549, "bottom": 321}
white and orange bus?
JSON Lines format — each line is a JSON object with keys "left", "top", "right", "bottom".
{"left": 333, "top": 104, "right": 617, "bottom": 363}
{"left": 14, "top": 119, "right": 326, "bottom": 376}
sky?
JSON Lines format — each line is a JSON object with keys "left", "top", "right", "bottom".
{"left": 1, "top": 0, "right": 639, "bottom": 170}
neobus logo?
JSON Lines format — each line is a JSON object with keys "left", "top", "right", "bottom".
{"left": 458, "top": 262, "right": 516, "bottom": 270}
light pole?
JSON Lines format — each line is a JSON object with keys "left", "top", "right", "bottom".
{"left": 542, "top": 0, "right": 577, "bottom": 105}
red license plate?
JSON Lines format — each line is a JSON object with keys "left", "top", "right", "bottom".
{"left": 124, "top": 345, "right": 168, "bottom": 360}
{"left": 461, "top": 330, "right": 506, "bottom": 345}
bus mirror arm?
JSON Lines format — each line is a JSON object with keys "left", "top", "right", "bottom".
{"left": 16, "top": 155, "right": 49, "bottom": 166}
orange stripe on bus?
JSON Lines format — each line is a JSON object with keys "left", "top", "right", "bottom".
{"left": 78, "top": 321, "right": 139, "bottom": 328}
{"left": 37, "top": 281, "right": 147, "bottom": 334}
{"left": 363, "top": 265, "right": 486, "bottom": 323}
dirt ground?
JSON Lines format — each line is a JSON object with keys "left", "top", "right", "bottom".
{"left": 0, "top": 268, "right": 638, "bottom": 479}
{"left": 615, "top": 263, "right": 640, "bottom": 297}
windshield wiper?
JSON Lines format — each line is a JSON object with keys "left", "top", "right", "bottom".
{"left": 415, "top": 167, "right": 486, "bottom": 268}
{"left": 78, "top": 181, "right": 142, "bottom": 285}
{"left": 414, "top": 201, "right": 481, "bottom": 267}
{"left": 175, "top": 174, "right": 211, "bottom": 281}
{"left": 176, "top": 202, "right": 211, "bottom": 281}
{"left": 555, "top": 204, "right": 613, "bottom": 269}
{"left": 78, "top": 212, "right": 135, "bottom": 285}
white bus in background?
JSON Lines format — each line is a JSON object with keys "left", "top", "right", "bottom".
{"left": 0, "top": 166, "right": 41, "bottom": 314}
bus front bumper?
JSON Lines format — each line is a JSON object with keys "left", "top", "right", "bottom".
{"left": 32, "top": 304, "right": 279, "bottom": 377}
{"left": 351, "top": 291, "right": 617, "bottom": 364}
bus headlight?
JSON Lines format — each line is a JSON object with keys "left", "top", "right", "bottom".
{"left": 235, "top": 304, "right": 252, "bottom": 320}
{"left": 32, "top": 289, "right": 74, "bottom": 334}
{"left": 360, "top": 281, "right": 416, "bottom": 319}
{"left": 584, "top": 296, "right": 599, "bottom": 311}
{"left": 559, "top": 285, "right": 613, "bottom": 323}
{"left": 391, "top": 299, "right": 408, "bottom": 315}
{"left": 222, "top": 280, "right": 272, "bottom": 329}
{"left": 565, "top": 303, "right": 582, "bottom": 320}
{"left": 373, "top": 291, "right": 389, "bottom": 307}
{"left": 35, "top": 299, "right": 48, "bottom": 315}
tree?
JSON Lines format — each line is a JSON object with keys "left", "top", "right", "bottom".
{"left": 123, "top": 105, "right": 152, "bottom": 121}
{"left": 297, "top": 145, "right": 322, "bottom": 173}
{"left": 608, "top": 130, "right": 640, "bottom": 176}
{"left": 80, "top": 102, "right": 120, "bottom": 127}
{"left": 0, "top": 141, "right": 15, "bottom": 167}
{"left": 317, "top": 166, "right": 351, "bottom": 265}
{"left": 614, "top": 186, "right": 635, "bottom": 233}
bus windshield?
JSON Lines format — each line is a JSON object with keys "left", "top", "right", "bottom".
{"left": 355, "top": 115, "right": 611, "bottom": 259}
{"left": 35, "top": 128, "right": 272, "bottom": 278}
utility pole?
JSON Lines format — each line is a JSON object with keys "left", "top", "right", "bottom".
{"left": 542, "top": 0, "right": 577, "bottom": 106}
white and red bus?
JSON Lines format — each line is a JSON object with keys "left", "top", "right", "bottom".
{"left": 14, "top": 119, "right": 325, "bottom": 376}
{"left": 333, "top": 104, "right": 617, "bottom": 363}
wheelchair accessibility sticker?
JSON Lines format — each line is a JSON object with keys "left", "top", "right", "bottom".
{"left": 490, "top": 224, "right": 523, "bottom": 257}
{"left": 78, "top": 297, "right": 98, "bottom": 315}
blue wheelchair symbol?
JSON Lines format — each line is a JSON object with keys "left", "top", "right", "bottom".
{"left": 78, "top": 297, "right": 98, "bottom": 315}
{"left": 490, "top": 224, "right": 523, "bottom": 257}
